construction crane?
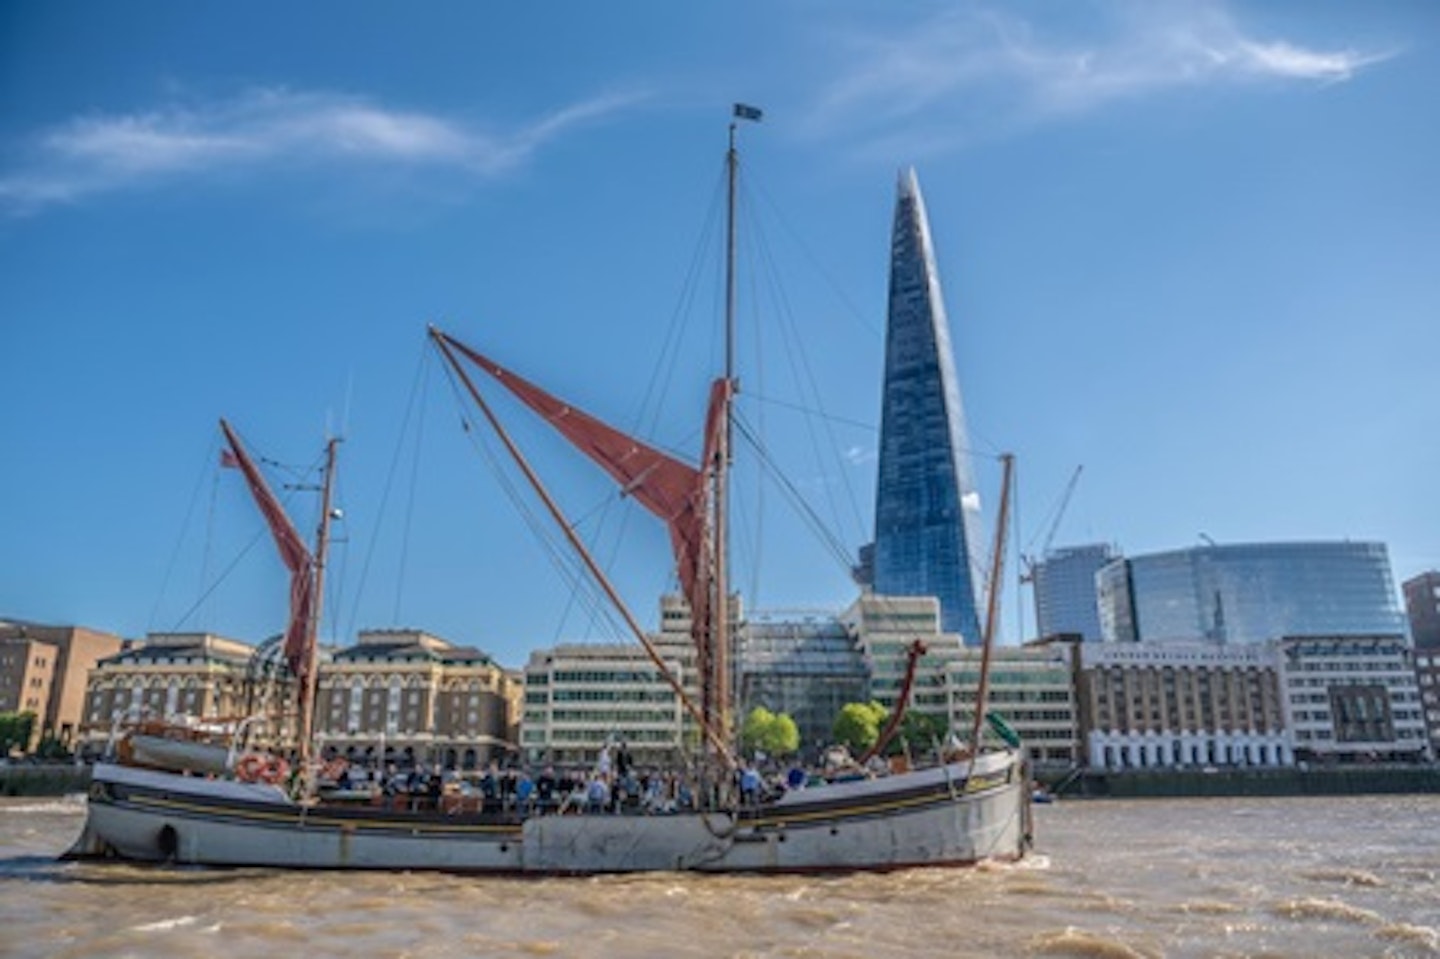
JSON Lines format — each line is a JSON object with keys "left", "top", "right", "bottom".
{"left": 1019, "top": 464, "right": 1083, "bottom": 584}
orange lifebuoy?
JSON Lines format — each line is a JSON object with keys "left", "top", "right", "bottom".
{"left": 234, "top": 754, "right": 267, "bottom": 783}
{"left": 235, "top": 753, "right": 289, "bottom": 785}
{"left": 259, "top": 757, "right": 290, "bottom": 785}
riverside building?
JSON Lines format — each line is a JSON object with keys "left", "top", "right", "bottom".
{"left": 737, "top": 609, "right": 868, "bottom": 759}
{"left": 0, "top": 621, "right": 124, "bottom": 753}
{"left": 1277, "top": 635, "right": 1428, "bottom": 763}
{"left": 1029, "top": 543, "right": 1115, "bottom": 643}
{"left": 520, "top": 596, "right": 698, "bottom": 767}
{"left": 1096, "top": 541, "right": 1406, "bottom": 645}
{"left": 1413, "top": 646, "right": 1440, "bottom": 757}
{"left": 844, "top": 594, "right": 967, "bottom": 720}
{"left": 947, "top": 643, "right": 1079, "bottom": 769}
{"left": 861, "top": 169, "right": 986, "bottom": 643}
{"left": 1404, "top": 570, "right": 1440, "bottom": 649}
{"left": 80, "top": 629, "right": 519, "bottom": 767}
{"left": 1075, "top": 641, "right": 1289, "bottom": 771}
{"left": 80, "top": 632, "right": 258, "bottom": 753}
{"left": 314, "top": 629, "right": 518, "bottom": 770}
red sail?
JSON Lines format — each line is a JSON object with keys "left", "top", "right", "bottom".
{"left": 219, "top": 419, "right": 315, "bottom": 685}
{"left": 442, "top": 335, "right": 720, "bottom": 645}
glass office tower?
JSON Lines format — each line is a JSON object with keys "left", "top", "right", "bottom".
{"left": 1032, "top": 543, "right": 1116, "bottom": 642}
{"left": 869, "top": 169, "right": 984, "bottom": 644}
{"left": 1097, "top": 541, "right": 1406, "bottom": 644}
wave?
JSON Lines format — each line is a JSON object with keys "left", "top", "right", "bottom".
{"left": 1175, "top": 899, "right": 1243, "bottom": 915}
{"left": 1298, "top": 866, "right": 1386, "bottom": 888}
{"left": 1375, "top": 922, "right": 1440, "bottom": 953}
{"left": 130, "top": 915, "right": 198, "bottom": 933}
{"left": 1270, "top": 897, "right": 1382, "bottom": 925}
{"left": 1028, "top": 927, "right": 1158, "bottom": 959}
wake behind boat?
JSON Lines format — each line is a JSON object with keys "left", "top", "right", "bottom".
{"left": 67, "top": 107, "right": 1031, "bottom": 874}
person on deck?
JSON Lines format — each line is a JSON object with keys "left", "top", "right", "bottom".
{"left": 515, "top": 770, "right": 535, "bottom": 815}
{"left": 740, "top": 763, "right": 761, "bottom": 806}
{"left": 535, "top": 766, "right": 557, "bottom": 813}
{"left": 586, "top": 775, "right": 610, "bottom": 814}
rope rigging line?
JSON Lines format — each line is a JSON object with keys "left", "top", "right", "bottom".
{"left": 749, "top": 175, "right": 883, "bottom": 343}
{"left": 741, "top": 391, "right": 877, "bottom": 432}
{"left": 394, "top": 349, "right": 430, "bottom": 624}
{"left": 167, "top": 438, "right": 329, "bottom": 636}
{"left": 731, "top": 411, "right": 858, "bottom": 581}
{"left": 431, "top": 347, "right": 631, "bottom": 643}
{"left": 633, "top": 161, "right": 730, "bottom": 443}
{"left": 148, "top": 433, "right": 225, "bottom": 634}
{"left": 743, "top": 183, "right": 869, "bottom": 553}
{"left": 341, "top": 341, "right": 428, "bottom": 641}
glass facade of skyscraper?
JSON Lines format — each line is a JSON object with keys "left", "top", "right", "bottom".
{"left": 869, "top": 169, "right": 984, "bottom": 644}
{"left": 737, "top": 611, "right": 869, "bottom": 759}
{"left": 1097, "top": 542, "right": 1406, "bottom": 644}
{"left": 1032, "top": 543, "right": 1116, "bottom": 642}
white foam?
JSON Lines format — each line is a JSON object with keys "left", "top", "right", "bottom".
{"left": 130, "top": 916, "right": 198, "bottom": 933}
{"left": 0, "top": 800, "right": 86, "bottom": 815}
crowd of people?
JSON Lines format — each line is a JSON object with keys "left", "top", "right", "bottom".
{"left": 319, "top": 741, "right": 822, "bottom": 818}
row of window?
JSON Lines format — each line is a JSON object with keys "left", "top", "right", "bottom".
{"left": 548, "top": 670, "right": 669, "bottom": 685}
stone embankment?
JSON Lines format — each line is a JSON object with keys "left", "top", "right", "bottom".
{"left": 0, "top": 763, "right": 91, "bottom": 797}
{"left": 1046, "top": 765, "right": 1440, "bottom": 799}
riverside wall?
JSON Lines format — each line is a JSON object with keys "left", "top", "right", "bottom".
{"left": 0, "top": 763, "right": 91, "bottom": 797}
{"left": 1047, "top": 765, "right": 1440, "bottom": 799}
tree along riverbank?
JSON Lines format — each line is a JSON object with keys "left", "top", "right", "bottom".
{"left": 0, "top": 763, "right": 90, "bottom": 797}
{"left": 1043, "top": 763, "right": 1440, "bottom": 799}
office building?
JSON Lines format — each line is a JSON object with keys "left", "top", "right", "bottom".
{"left": 1075, "top": 641, "right": 1289, "bottom": 771}
{"left": 737, "top": 609, "right": 868, "bottom": 759}
{"left": 865, "top": 169, "right": 985, "bottom": 643}
{"left": 521, "top": 596, "right": 699, "bottom": 767}
{"left": 1097, "top": 542, "right": 1406, "bottom": 645}
{"left": 844, "top": 594, "right": 968, "bottom": 719}
{"left": 948, "top": 643, "right": 1078, "bottom": 768}
{"left": 1277, "top": 635, "right": 1428, "bottom": 763}
{"left": 1404, "top": 571, "right": 1440, "bottom": 649}
{"left": 80, "top": 632, "right": 259, "bottom": 752}
{"left": 1030, "top": 544, "right": 1115, "bottom": 642}
{"left": 316, "top": 629, "right": 519, "bottom": 770}
{"left": 1413, "top": 647, "right": 1440, "bottom": 756}
{"left": 0, "top": 621, "right": 124, "bottom": 752}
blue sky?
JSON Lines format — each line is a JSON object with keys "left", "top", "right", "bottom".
{"left": 2, "top": 1, "right": 1435, "bottom": 665}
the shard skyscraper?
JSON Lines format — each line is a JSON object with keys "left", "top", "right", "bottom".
{"left": 865, "top": 169, "right": 985, "bottom": 644}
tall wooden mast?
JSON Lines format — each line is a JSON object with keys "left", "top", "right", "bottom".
{"left": 297, "top": 436, "right": 340, "bottom": 770}
{"left": 714, "top": 103, "right": 761, "bottom": 757}
{"left": 711, "top": 116, "right": 738, "bottom": 751}
{"left": 970, "top": 452, "right": 1014, "bottom": 752}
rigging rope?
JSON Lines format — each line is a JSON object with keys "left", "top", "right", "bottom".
{"left": 432, "top": 347, "right": 631, "bottom": 642}
{"left": 342, "top": 342, "right": 429, "bottom": 640}
{"left": 732, "top": 412, "right": 858, "bottom": 581}
{"left": 148, "top": 434, "right": 223, "bottom": 634}
{"left": 167, "top": 438, "right": 327, "bottom": 635}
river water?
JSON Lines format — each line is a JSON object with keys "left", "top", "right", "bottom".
{"left": 2, "top": 794, "right": 1438, "bottom": 958}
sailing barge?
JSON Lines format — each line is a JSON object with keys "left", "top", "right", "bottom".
{"left": 67, "top": 110, "right": 1032, "bottom": 873}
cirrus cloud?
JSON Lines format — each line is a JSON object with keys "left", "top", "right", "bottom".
{"left": 803, "top": 1, "right": 1396, "bottom": 158}
{"left": 0, "top": 87, "right": 648, "bottom": 214}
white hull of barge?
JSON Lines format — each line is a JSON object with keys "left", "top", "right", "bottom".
{"left": 68, "top": 752, "right": 1030, "bottom": 873}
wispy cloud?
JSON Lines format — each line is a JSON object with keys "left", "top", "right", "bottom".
{"left": 804, "top": 1, "right": 1395, "bottom": 156}
{"left": 0, "top": 87, "right": 647, "bottom": 214}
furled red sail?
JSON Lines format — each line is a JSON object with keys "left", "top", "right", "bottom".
{"left": 439, "top": 335, "right": 723, "bottom": 653}
{"left": 219, "top": 419, "right": 315, "bottom": 686}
